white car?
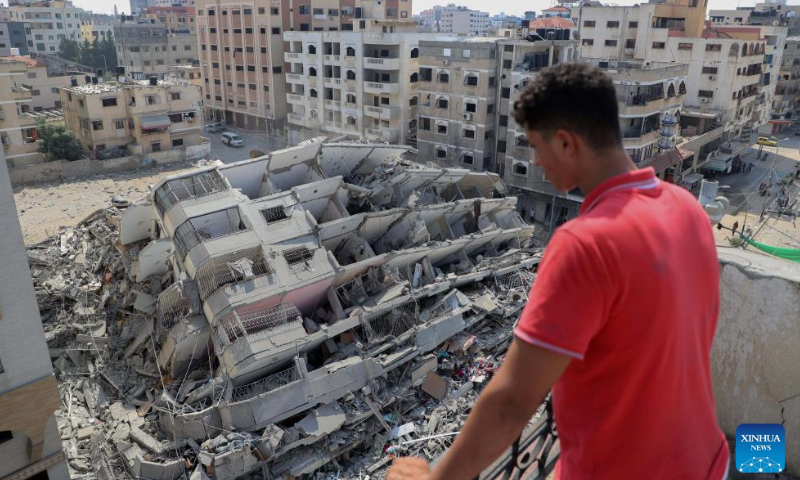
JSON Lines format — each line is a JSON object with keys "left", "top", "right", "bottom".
{"left": 221, "top": 132, "right": 244, "bottom": 147}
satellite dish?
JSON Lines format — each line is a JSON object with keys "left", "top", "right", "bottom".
{"left": 250, "top": 149, "right": 266, "bottom": 158}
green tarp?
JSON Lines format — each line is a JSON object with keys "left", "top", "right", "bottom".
{"left": 741, "top": 235, "right": 800, "bottom": 263}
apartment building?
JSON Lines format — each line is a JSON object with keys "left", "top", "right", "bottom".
{"left": 0, "top": 59, "right": 40, "bottom": 165}
{"left": 417, "top": 37, "right": 499, "bottom": 171}
{"left": 775, "top": 36, "right": 800, "bottom": 120}
{"left": 0, "top": 146, "right": 69, "bottom": 480}
{"left": 170, "top": 63, "right": 202, "bottom": 86}
{"left": 439, "top": 7, "right": 490, "bottom": 36}
{"left": 1, "top": 0, "right": 84, "bottom": 54}
{"left": 79, "top": 14, "right": 115, "bottom": 42}
{"left": 60, "top": 77, "right": 204, "bottom": 157}
{"left": 195, "top": 0, "right": 412, "bottom": 131}
{"left": 283, "top": 20, "right": 427, "bottom": 144}
{"left": 114, "top": 21, "right": 198, "bottom": 80}
{"left": 0, "top": 21, "right": 32, "bottom": 55}
{"left": 1, "top": 55, "right": 74, "bottom": 110}
{"left": 141, "top": 6, "right": 197, "bottom": 34}
{"left": 541, "top": 6, "right": 570, "bottom": 19}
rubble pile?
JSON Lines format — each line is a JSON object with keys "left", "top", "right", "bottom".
{"left": 29, "top": 142, "right": 544, "bottom": 480}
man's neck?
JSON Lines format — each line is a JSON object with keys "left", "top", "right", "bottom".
{"left": 578, "top": 149, "right": 637, "bottom": 196}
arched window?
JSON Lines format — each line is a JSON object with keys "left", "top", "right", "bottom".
{"left": 464, "top": 72, "right": 478, "bottom": 86}
{"left": 516, "top": 135, "right": 529, "bottom": 147}
{"left": 409, "top": 96, "right": 418, "bottom": 106}
{"left": 308, "top": 44, "right": 317, "bottom": 55}
{"left": 410, "top": 72, "right": 418, "bottom": 83}
{"left": 410, "top": 47, "right": 419, "bottom": 58}
{"left": 742, "top": 43, "right": 749, "bottom": 56}
{"left": 309, "top": 88, "right": 318, "bottom": 98}
{"left": 729, "top": 43, "right": 739, "bottom": 57}
{"left": 436, "top": 146, "right": 447, "bottom": 158}
{"left": 437, "top": 96, "right": 449, "bottom": 109}
{"left": 346, "top": 46, "right": 355, "bottom": 57}
{"left": 437, "top": 70, "right": 449, "bottom": 83}
{"left": 513, "top": 162, "right": 528, "bottom": 176}
{"left": 310, "top": 109, "right": 318, "bottom": 119}
{"left": 409, "top": 118, "right": 417, "bottom": 129}
{"left": 667, "top": 83, "right": 676, "bottom": 98}
{"left": 346, "top": 70, "right": 356, "bottom": 80}
{"left": 346, "top": 93, "right": 356, "bottom": 104}
{"left": 309, "top": 67, "right": 317, "bottom": 76}
{"left": 347, "top": 116, "right": 357, "bottom": 125}
{"left": 678, "top": 81, "right": 686, "bottom": 95}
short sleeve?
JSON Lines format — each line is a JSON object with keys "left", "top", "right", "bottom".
{"left": 514, "top": 229, "right": 613, "bottom": 360}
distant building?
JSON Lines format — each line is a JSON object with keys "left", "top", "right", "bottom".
{"left": 0, "top": 55, "right": 73, "bottom": 110}
{"left": 114, "top": 21, "right": 198, "bottom": 80}
{"left": 417, "top": 4, "right": 491, "bottom": 36}
{"left": 141, "top": 6, "right": 196, "bottom": 34}
{"left": 541, "top": 6, "right": 570, "bottom": 19}
{"left": 60, "top": 77, "right": 204, "bottom": 158}
{"left": 1, "top": 0, "right": 84, "bottom": 54}
{"left": 79, "top": 14, "right": 115, "bottom": 42}
{"left": 169, "top": 64, "right": 202, "bottom": 87}
{"left": 0, "top": 21, "right": 32, "bottom": 55}
{"left": 0, "top": 58, "right": 40, "bottom": 165}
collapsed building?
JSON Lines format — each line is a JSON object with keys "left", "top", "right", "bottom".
{"left": 31, "top": 141, "right": 544, "bottom": 479}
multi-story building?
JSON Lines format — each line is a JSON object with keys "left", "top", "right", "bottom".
{"left": 1, "top": 55, "right": 74, "bottom": 110}
{"left": 0, "top": 58, "right": 40, "bottom": 165}
{"left": 0, "top": 140, "right": 69, "bottom": 480}
{"left": 438, "top": 6, "right": 490, "bottom": 36}
{"left": 775, "top": 36, "right": 800, "bottom": 120}
{"left": 0, "top": 21, "right": 32, "bottom": 55}
{"left": 60, "top": 77, "right": 204, "bottom": 157}
{"left": 141, "top": 6, "right": 196, "bottom": 34}
{"left": 417, "top": 37, "right": 499, "bottom": 171}
{"left": 196, "top": 0, "right": 412, "bottom": 131}
{"left": 283, "top": 20, "right": 426, "bottom": 144}
{"left": 79, "top": 13, "right": 115, "bottom": 42}
{"left": 170, "top": 63, "right": 202, "bottom": 87}
{"left": 541, "top": 6, "right": 570, "bottom": 19}
{"left": 2, "top": 0, "right": 84, "bottom": 54}
{"left": 114, "top": 20, "right": 198, "bottom": 80}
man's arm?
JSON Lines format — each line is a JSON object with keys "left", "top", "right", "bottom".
{"left": 388, "top": 339, "right": 571, "bottom": 480}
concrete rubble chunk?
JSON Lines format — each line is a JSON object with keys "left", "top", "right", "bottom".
{"left": 295, "top": 402, "right": 347, "bottom": 437}
{"left": 422, "top": 373, "right": 449, "bottom": 400}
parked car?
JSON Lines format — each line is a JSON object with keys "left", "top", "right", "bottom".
{"left": 205, "top": 122, "right": 225, "bottom": 132}
{"left": 756, "top": 136, "right": 778, "bottom": 147}
{"left": 221, "top": 132, "right": 244, "bottom": 147}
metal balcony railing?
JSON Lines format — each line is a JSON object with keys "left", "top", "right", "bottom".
{"left": 230, "top": 364, "right": 301, "bottom": 402}
{"left": 154, "top": 170, "right": 228, "bottom": 216}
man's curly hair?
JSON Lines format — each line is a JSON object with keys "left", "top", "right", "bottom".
{"left": 512, "top": 63, "right": 622, "bottom": 150}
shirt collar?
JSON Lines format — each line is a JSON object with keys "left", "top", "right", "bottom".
{"left": 580, "top": 167, "right": 660, "bottom": 214}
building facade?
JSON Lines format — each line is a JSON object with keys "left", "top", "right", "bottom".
{"left": 2, "top": 0, "right": 84, "bottom": 54}
{"left": 283, "top": 21, "right": 426, "bottom": 144}
{"left": 0, "top": 21, "right": 32, "bottom": 55}
{"left": 60, "top": 77, "right": 204, "bottom": 157}
{"left": 0, "top": 144, "right": 69, "bottom": 480}
{"left": 417, "top": 38, "right": 499, "bottom": 171}
{"left": 0, "top": 59, "right": 40, "bottom": 165}
{"left": 141, "top": 6, "right": 196, "bottom": 34}
{"left": 79, "top": 14, "right": 115, "bottom": 42}
{"left": 114, "top": 21, "right": 198, "bottom": 80}
{"left": 2, "top": 55, "right": 73, "bottom": 110}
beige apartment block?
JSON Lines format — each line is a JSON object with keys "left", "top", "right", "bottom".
{"left": 142, "top": 6, "right": 197, "bottom": 34}
{"left": 1, "top": 55, "right": 73, "bottom": 110}
{"left": 170, "top": 63, "right": 202, "bottom": 87}
{"left": 0, "top": 144, "right": 69, "bottom": 480}
{"left": 60, "top": 77, "right": 204, "bottom": 158}
{"left": 417, "top": 37, "right": 499, "bottom": 171}
{"left": 0, "top": 59, "right": 42, "bottom": 165}
{"left": 195, "top": 0, "right": 412, "bottom": 131}
{"left": 114, "top": 21, "right": 198, "bottom": 80}
{"left": 283, "top": 20, "right": 427, "bottom": 144}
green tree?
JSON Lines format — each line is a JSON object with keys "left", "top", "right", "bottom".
{"left": 36, "top": 120, "right": 85, "bottom": 162}
{"left": 79, "top": 39, "right": 93, "bottom": 68}
{"left": 58, "top": 38, "right": 80, "bottom": 61}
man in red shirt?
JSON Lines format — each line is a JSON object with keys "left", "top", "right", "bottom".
{"left": 389, "top": 63, "right": 729, "bottom": 480}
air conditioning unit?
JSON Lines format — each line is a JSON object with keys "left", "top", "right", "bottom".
{"left": 464, "top": 113, "right": 473, "bottom": 121}
{"left": 700, "top": 98, "right": 711, "bottom": 103}
{"left": 709, "top": 75, "right": 717, "bottom": 81}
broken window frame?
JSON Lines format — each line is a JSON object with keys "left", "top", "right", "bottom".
{"left": 173, "top": 207, "right": 248, "bottom": 258}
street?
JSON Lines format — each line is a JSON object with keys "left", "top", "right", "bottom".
{"left": 713, "top": 134, "right": 800, "bottom": 251}
{"left": 205, "top": 124, "right": 326, "bottom": 163}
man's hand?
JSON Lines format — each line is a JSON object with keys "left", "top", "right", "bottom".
{"left": 387, "top": 457, "right": 431, "bottom": 480}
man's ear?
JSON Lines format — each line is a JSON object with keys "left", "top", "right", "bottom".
{"left": 553, "top": 129, "right": 578, "bottom": 157}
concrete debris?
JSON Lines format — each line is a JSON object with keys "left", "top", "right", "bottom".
{"left": 27, "top": 142, "right": 544, "bottom": 479}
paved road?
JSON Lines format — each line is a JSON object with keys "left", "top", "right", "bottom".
{"left": 204, "top": 124, "right": 324, "bottom": 163}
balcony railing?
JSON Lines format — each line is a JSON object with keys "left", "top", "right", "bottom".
{"left": 195, "top": 246, "right": 271, "bottom": 300}
{"left": 218, "top": 303, "right": 302, "bottom": 344}
{"left": 230, "top": 364, "right": 301, "bottom": 402}
{"left": 154, "top": 170, "right": 228, "bottom": 216}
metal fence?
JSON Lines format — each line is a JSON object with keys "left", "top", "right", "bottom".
{"left": 157, "top": 282, "right": 191, "bottom": 332}
{"left": 154, "top": 170, "right": 228, "bottom": 216}
{"left": 362, "top": 300, "right": 418, "bottom": 345}
{"left": 173, "top": 207, "right": 247, "bottom": 258}
{"left": 218, "top": 303, "right": 302, "bottom": 345}
{"left": 230, "top": 364, "right": 301, "bottom": 402}
{"left": 195, "top": 246, "right": 271, "bottom": 300}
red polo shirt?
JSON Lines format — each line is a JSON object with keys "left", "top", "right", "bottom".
{"left": 515, "top": 168, "right": 729, "bottom": 480}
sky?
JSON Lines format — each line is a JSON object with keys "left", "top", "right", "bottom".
{"left": 71, "top": 0, "right": 785, "bottom": 19}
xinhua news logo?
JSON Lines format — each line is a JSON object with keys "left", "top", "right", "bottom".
{"left": 736, "top": 424, "right": 785, "bottom": 474}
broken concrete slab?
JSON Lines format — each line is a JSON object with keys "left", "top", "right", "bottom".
{"left": 410, "top": 355, "right": 438, "bottom": 386}
{"left": 421, "top": 373, "right": 448, "bottom": 400}
{"left": 294, "top": 402, "right": 346, "bottom": 437}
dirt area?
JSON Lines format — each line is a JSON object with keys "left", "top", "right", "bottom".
{"left": 14, "top": 163, "right": 195, "bottom": 245}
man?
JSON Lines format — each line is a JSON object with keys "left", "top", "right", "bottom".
{"left": 389, "top": 64, "right": 728, "bottom": 480}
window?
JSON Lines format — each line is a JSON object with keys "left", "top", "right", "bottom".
{"left": 151, "top": 141, "right": 161, "bottom": 152}
{"left": 583, "top": 20, "right": 596, "bottom": 27}
{"left": 170, "top": 92, "right": 181, "bottom": 101}
{"left": 299, "top": 5, "right": 310, "bottom": 14}
{"left": 503, "top": 59, "right": 513, "bottom": 68}
{"left": 487, "top": 104, "right": 494, "bottom": 114}
{"left": 629, "top": 21, "right": 638, "bottom": 28}
{"left": 272, "top": 27, "right": 280, "bottom": 34}
{"left": 499, "top": 115, "right": 508, "bottom": 127}
{"left": 283, "top": 246, "right": 314, "bottom": 265}
{"left": 582, "top": 39, "right": 594, "bottom": 46}
{"left": 464, "top": 73, "right": 478, "bottom": 86}
{"left": 210, "top": 27, "right": 216, "bottom": 33}
{"left": 156, "top": 60, "right": 165, "bottom": 65}
{"left": 678, "top": 43, "right": 693, "bottom": 51}
{"left": 437, "top": 71, "right": 449, "bottom": 83}
{"left": 273, "top": 66, "right": 282, "bottom": 73}
{"left": 115, "top": 119, "right": 125, "bottom": 129}
{"left": 607, "top": 21, "right": 619, "bottom": 28}
{"left": 652, "top": 42, "right": 665, "bottom": 49}
{"left": 214, "top": 79, "right": 221, "bottom": 84}
{"left": 461, "top": 154, "right": 474, "bottom": 165}
{"left": 92, "top": 120, "right": 103, "bottom": 130}
{"left": 329, "top": 8, "right": 338, "bottom": 15}
{"left": 245, "top": 27, "right": 253, "bottom": 34}
{"left": 172, "top": 138, "right": 184, "bottom": 147}
{"left": 463, "top": 49, "right": 470, "bottom": 58}
{"left": 437, "top": 122, "right": 447, "bottom": 134}
{"left": 625, "top": 39, "right": 635, "bottom": 49}
{"left": 465, "top": 102, "right": 477, "bottom": 113}
{"left": 706, "top": 44, "right": 722, "bottom": 52}
{"left": 501, "top": 87, "right": 510, "bottom": 99}
{"left": 702, "top": 66, "right": 718, "bottom": 74}
{"left": 436, "top": 147, "right": 447, "bottom": 158}
{"left": 145, "top": 95, "right": 158, "bottom": 105}
{"left": 236, "top": 66, "right": 244, "bottom": 71}
{"left": 463, "top": 128, "right": 476, "bottom": 139}
{"left": 443, "top": 48, "right": 451, "bottom": 56}
{"left": 437, "top": 97, "right": 448, "bottom": 108}
{"left": 244, "top": 8, "right": 252, "bottom": 14}
{"left": 51, "top": 87, "right": 59, "bottom": 94}
{"left": 233, "top": 28, "right": 242, "bottom": 34}
{"left": 271, "top": 7, "right": 279, "bottom": 14}
{"left": 258, "top": 7, "right": 265, "bottom": 13}
{"left": 513, "top": 162, "right": 528, "bottom": 176}
{"left": 698, "top": 90, "right": 714, "bottom": 98}
{"left": 247, "top": 65, "right": 256, "bottom": 72}
{"left": 605, "top": 40, "right": 617, "bottom": 47}
{"left": 102, "top": 97, "right": 117, "bottom": 107}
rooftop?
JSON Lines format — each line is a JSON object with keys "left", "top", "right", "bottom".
{"left": 0, "top": 55, "right": 44, "bottom": 68}
{"left": 62, "top": 78, "right": 196, "bottom": 94}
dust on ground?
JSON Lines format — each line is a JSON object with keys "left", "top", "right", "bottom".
{"left": 14, "top": 163, "right": 195, "bottom": 245}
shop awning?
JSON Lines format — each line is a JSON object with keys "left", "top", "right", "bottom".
{"left": 140, "top": 114, "right": 171, "bottom": 129}
{"left": 681, "top": 173, "right": 703, "bottom": 185}
{"left": 640, "top": 147, "right": 694, "bottom": 173}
